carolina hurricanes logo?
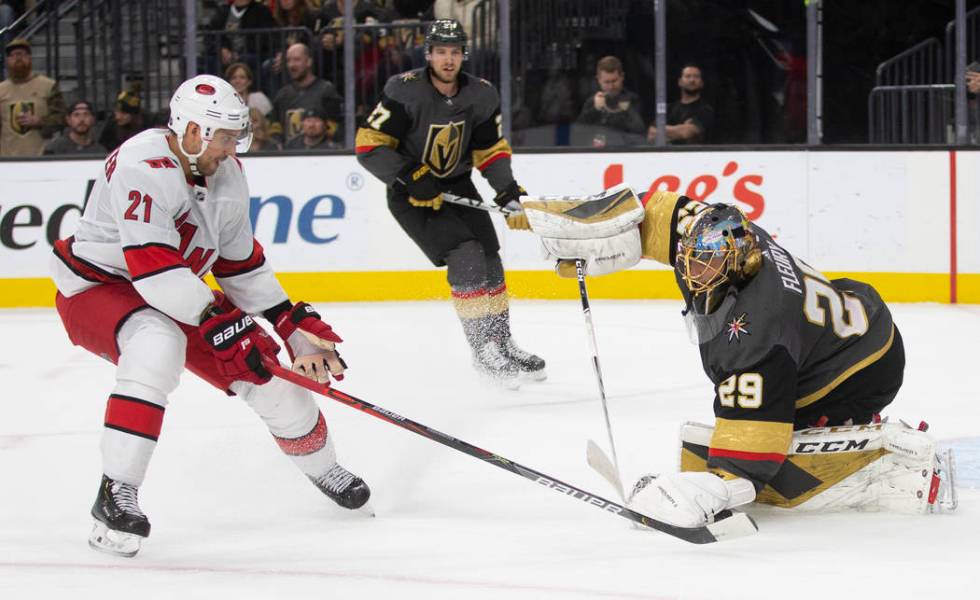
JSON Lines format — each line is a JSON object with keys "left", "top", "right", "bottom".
{"left": 195, "top": 83, "right": 216, "bottom": 95}
{"left": 726, "top": 313, "right": 751, "bottom": 343}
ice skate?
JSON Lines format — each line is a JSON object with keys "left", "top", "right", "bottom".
{"left": 88, "top": 475, "right": 150, "bottom": 558}
{"left": 472, "top": 340, "right": 520, "bottom": 390}
{"left": 309, "top": 463, "right": 374, "bottom": 515}
{"left": 499, "top": 337, "right": 546, "bottom": 381}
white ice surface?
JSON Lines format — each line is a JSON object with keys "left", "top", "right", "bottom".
{"left": 1, "top": 300, "right": 978, "bottom": 599}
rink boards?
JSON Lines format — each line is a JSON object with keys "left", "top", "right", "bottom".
{"left": 0, "top": 149, "right": 976, "bottom": 306}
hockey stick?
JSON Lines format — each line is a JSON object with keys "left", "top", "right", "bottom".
{"left": 441, "top": 192, "right": 518, "bottom": 215}
{"left": 586, "top": 439, "right": 628, "bottom": 501}
{"left": 264, "top": 359, "right": 758, "bottom": 544}
{"left": 574, "top": 258, "right": 627, "bottom": 502}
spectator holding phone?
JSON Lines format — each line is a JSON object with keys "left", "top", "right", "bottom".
{"left": 967, "top": 62, "right": 980, "bottom": 144}
{"left": 966, "top": 61, "right": 980, "bottom": 95}
{"left": 575, "top": 55, "right": 645, "bottom": 144}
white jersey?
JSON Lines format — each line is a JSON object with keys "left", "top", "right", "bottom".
{"left": 52, "top": 129, "right": 287, "bottom": 325}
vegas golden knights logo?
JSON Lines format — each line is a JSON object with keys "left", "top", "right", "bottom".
{"left": 422, "top": 120, "right": 465, "bottom": 177}
{"left": 286, "top": 108, "right": 304, "bottom": 139}
{"left": 9, "top": 101, "right": 35, "bottom": 135}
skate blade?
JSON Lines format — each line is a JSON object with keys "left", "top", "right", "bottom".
{"left": 518, "top": 368, "right": 547, "bottom": 382}
{"left": 476, "top": 371, "right": 521, "bottom": 391}
{"left": 88, "top": 520, "right": 143, "bottom": 558}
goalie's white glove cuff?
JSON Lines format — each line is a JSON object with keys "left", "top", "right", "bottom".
{"left": 726, "top": 477, "right": 757, "bottom": 508}
{"left": 543, "top": 227, "right": 641, "bottom": 277}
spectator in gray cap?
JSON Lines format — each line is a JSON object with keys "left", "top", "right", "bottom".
{"left": 44, "top": 100, "right": 108, "bottom": 156}
{"left": 285, "top": 105, "right": 340, "bottom": 150}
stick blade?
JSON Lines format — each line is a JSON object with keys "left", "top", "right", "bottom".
{"left": 586, "top": 439, "right": 626, "bottom": 501}
{"left": 706, "top": 510, "right": 759, "bottom": 542}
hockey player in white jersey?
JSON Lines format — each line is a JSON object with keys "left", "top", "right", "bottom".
{"left": 51, "top": 75, "right": 370, "bottom": 557}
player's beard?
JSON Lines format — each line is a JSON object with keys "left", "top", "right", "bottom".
{"left": 8, "top": 61, "right": 31, "bottom": 81}
{"left": 431, "top": 65, "right": 459, "bottom": 85}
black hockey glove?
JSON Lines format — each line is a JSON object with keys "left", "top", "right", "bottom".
{"left": 396, "top": 162, "right": 443, "bottom": 209}
{"left": 494, "top": 180, "right": 526, "bottom": 208}
{"left": 495, "top": 181, "right": 530, "bottom": 230}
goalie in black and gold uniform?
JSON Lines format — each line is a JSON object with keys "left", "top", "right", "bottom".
{"left": 355, "top": 19, "right": 543, "bottom": 389}
{"left": 519, "top": 186, "right": 956, "bottom": 529}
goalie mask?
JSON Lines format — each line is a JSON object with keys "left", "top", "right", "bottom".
{"left": 676, "top": 204, "right": 762, "bottom": 315}
{"left": 425, "top": 19, "right": 468, "bottom": 59}
{"left": 168, "top": 75, "right": 251, "bottom": 174}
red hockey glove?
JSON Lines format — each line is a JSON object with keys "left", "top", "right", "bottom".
{"left": 273, "top": 302, "right": 347, "bottom": 383}
{"left": 200, "top": 306, "right": 281, "bottom": 385}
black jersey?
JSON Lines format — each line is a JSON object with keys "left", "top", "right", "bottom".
{"left": 641, "top": 192, "right": 897, "bottom": 489}
{"left": 354, "top": 67, "right": 515, "bottom": 194}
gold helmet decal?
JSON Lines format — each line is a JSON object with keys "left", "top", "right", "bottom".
{"left": 422, "top": 120, "right": 465, "bottom": 177}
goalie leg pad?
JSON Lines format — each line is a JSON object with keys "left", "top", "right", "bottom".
{"left": 678, "top": 421, "right": 956, "bottom": 514}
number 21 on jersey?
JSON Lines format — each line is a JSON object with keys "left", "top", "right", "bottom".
{"left": 124, "top": 190, "right": 153, "bottom": 223}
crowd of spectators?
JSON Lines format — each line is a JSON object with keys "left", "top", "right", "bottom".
{"left": 1, "top": 0, "right": 723, "bottom": 155}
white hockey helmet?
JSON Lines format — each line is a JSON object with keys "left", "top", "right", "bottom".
{"left": 168, "top": 74, "right": 252, "bottom": 167}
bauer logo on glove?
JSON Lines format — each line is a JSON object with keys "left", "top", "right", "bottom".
{"left": 210, "top": 314, "right": 256, "bottom": 347}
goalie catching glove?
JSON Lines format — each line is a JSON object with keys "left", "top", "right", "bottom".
{"left": 523, "top": 184, "right": 645, "bottom": 276}
{"left": 273, "top": 302, "right": 347, "bottom": 383}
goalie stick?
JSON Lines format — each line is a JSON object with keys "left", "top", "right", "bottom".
{"left": 265, "top": 358, "right": 759, "bottom": 544}
{"left": 574, "top": 258, "right": 626, "bottom": 502}
{"left": 587, "top": 439, "right": 628, "bottom": 502}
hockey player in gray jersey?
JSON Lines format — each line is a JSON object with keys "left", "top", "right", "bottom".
{"left": 522, "top": 189, "right": 955, "bottom": 529}
{"left": 355, "top": 19, "right": 544, "bottom": 388}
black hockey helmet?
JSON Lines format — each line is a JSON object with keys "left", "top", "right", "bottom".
{"left": 425, "top": 19, "right": 468, "bottom": 59}
{"left": 675, "top": 203, "right": 762, "bottom": 313}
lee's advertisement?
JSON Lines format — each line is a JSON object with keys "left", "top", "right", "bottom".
{"left": 0, "top": 150, "right": 977, "bottom": 306}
